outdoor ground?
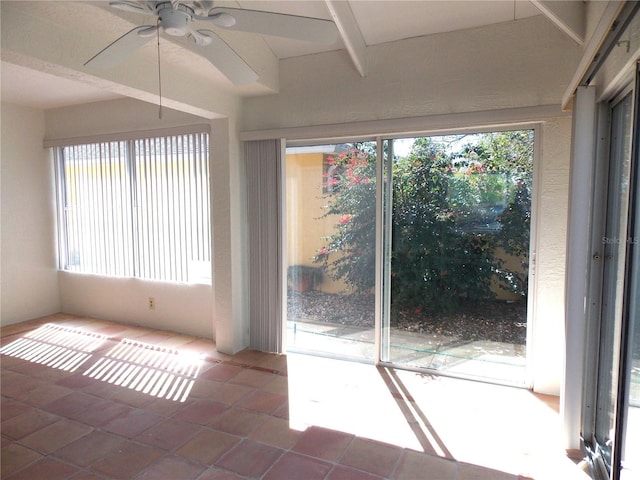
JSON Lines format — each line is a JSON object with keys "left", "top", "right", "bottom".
{"left": 287, "top": 290, "right": 527, "bottom": 345}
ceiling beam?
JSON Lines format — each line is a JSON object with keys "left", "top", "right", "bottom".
{"left": 0, "top": 1, "right": 278, "bottom": 117}
{"left": 324, "top": 0, "right": 367, "bottom": 77}
{"left": 529, "top": 0, "right": 585, "bottom": 45}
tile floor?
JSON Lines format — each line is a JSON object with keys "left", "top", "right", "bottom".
{"left": 1, "top": 314, "right": 591, "bottom": 480}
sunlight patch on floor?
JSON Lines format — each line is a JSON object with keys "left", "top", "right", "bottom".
{"left": 0, "top": 323, "right": 109, "bottom": 372}
{"left": 285, "top": 352, "right": 590, "bottom": 478}
{"left": 83, "top": 339, "right": 203, "bottom": 402}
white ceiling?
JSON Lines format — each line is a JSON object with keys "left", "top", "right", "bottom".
{"left": 1, "top": 0, "right": 545, "bottom": 111}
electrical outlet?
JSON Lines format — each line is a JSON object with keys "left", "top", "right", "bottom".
{"left": 148, "top": 297, "right": 155, "bottom": 310}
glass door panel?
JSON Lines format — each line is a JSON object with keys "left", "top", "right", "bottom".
{"left": 593, "top": 92, "right": 634, "bottom": 475}
{"left": 381, "top": 132, "right": 534, "bottom": 384}
{"left": 285, "top": 143, "right": 376, "bottom": 360}
{"left": 618, "top": 75, "right": 640, "bottom": 479}
{"left": 621, "top": 165, "right": 639, "bottom": 478}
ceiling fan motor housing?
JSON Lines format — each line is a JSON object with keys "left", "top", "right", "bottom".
{"left": 157, "top": 3, "right": 194, "bottom": 37}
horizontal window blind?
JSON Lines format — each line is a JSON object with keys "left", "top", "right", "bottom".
{"left": 55, "top": 133, "right": 211, "bottom": 283}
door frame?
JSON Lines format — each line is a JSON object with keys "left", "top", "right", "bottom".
{"left": 582, "top": 65, "right": 640, "bottom": 480}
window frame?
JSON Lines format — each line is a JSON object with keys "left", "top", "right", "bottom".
{"left": 53, "top": 129, "right": 211, "bottom": 284}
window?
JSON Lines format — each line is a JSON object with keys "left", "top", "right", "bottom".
{"left": 55, "top": 132, "right": 210, "bottom": 283}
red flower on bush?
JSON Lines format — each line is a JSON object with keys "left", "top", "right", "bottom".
{"left": 339, "top": 214, "right": 352, "bottom": 225}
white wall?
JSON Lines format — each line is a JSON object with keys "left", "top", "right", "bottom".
{"left": 242, "top": 15, "right": 582, "bottom": 131}
{"left": 532, "top": 116, "right": 573, "bottom": 395}
{"left": 210, "top": 118, "right": 249, "bottom": 353}
{"left": 240, "top": 14, "right": 581, "bottom": 394}
{"left": 59, "top": 273, "right": 212, "bottom": 338}
{"left": 1, "top": 102, "right": 61, "bottom": 325}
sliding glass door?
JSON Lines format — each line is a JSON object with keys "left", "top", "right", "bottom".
{"left": 285, "top": 143, "right": 376, "bottom": 360}
{"left": 585, "top": 71, "right": 640, "bottom": 479}
{"left": 285, "top": 131, "right": 535, "bottom": 386}
{"left": 380, "top": 132, "right": 533, "bottom": 385}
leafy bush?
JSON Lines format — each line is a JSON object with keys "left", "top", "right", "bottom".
{"left": 314, "top": 145, "right": 377, "bottom": 291}
{"left": 313, "top": 132, "right": 533, "bottom": 320}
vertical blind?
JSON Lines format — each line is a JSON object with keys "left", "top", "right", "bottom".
{"left": 246, "top": 139, "right": 284, "bottom": 353}
{"left": 55, "top": 132, "right": 211, "bottom": 283}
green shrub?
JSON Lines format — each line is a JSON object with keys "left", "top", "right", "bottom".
{"left": 314, "top": 132, "right": 533, "bottom": 322}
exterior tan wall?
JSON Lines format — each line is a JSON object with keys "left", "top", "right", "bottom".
{"left": 286, "top": 152, "right": 349, "bottom": 294}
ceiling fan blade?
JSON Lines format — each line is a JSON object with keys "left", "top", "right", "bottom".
{"left": 109, "top": 1, "right": 155, "bottom": 15}
{"left": 204, "top": 7, "right": 338, "bottom": 44}
{"left": 85, "top": 26, "right": 156, "bottom": 69}
{"left": 182, "top": 29, "right": 258, "bottom": 85}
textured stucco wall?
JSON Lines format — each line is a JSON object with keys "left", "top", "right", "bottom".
{"left": 242, "top": 15, "right": 581, "bottom": 131}
{"left": 532, "top": 117, "right": 573, "bottom": 395}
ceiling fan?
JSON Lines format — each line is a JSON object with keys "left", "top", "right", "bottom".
{"left": 85, "top": 0, "right": 339, "bottom": 85}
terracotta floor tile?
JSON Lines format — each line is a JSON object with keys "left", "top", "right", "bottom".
{"left": 200, "top": 364, "right": 243, "bottom": 382}
{"left": 327, "top": 465, "right": 387, "bottom": 480}
{"left": 0, "top": 350, "right": 27, "bottom": 366}
{"left": 178, "top": 339, "right": 222, "bottom": 358}
{"left": 5, "top": 360, "right": 70, "bottom": 381}
{"left": 136, "top": 332, "right": 175, "bottom": 345}
{"left": 0, "top": 397, "right": 32, "bottom": 422}
{"left": 144, "top": 396, "right": 191, "bottom": 416}
{"left": 136, "top": 454, "right": 206, "bottom": 480}
{"left": 89, "top": 440, "right": 164, "bottom": 479}
{"left": 189, "top": 381, "right": 252, "bottom": 405}
{"left": 1, "top": 371, "right": 46, "bottom": 399}
{"left": 19, "top": 418, "right": 92, "bottom": 454}
{"left": 273, "top": 401, "right": 290, "bottom": 419}
{"left": 262, "top": 451, "right": 332, "bottom": 480}
{"left": 0, "top": 322, "right": 36, "bottom": 338}
{"left": 1, "top": 316, "right": 587, "bottom": 480}
{"left": 108, "top": 384, "right": 156, "bottom": 407}
{"left": 249, "top": 416, "right": 303, "bottom": 449}
{"left": 215, "top": 439, "right": 284, "bottom": 477}
{"left": 195, "top": 467, "right": 246, "bottom": 480}
{"left": 158, "top": 334, "right": 200, "bottom": 349}
{"left": 4, "top": 457, "right": 79, "bottom": 480}
{"left": 340, "top": 437, "right": 403, "bottom": 477}
{"left": 53, "top": 430, "right": 126, "bottom": 467}
{"left": 55, "top": 371, "right": 100, "bottom": 390}
{"left": 111, "top": 326, "right": 150, "bottom": 340}
{"left": 174, "top": 399, "right": 228, "bottom": 424}
{"left": 176, "top": 429, "right": 241, "bottom": 464}
{"left": 20, "top": 383, "right": 73, "bottom": 408}
{"left": 392, "top": 449, "right": 457, "bottom": 480}
{"left": 102, "top": 408, "right": 164, "bottom": 438}
{"left": 1, "top": 435, "right": 13, "bottom": 448}
{"left": 293, "top": 426, "right": 354, "bottom": 462}
{"left": 71, "top": 398, "right": 132, "bottom": 427}
{"left": 228, "top": 368, "right": 277, "bottom": 388}
{"left": 234, "top": 389, "right": 287, "bottom": 414}
{"left": 209, "top": 408, "right": 269, "bottom": 436}
{"left": 95, "top": 324, "right": 129, "bottom": 336}
{"left": 67, "top": 472, "right": 106, "bottom": 480}
{"left": 1, "top": 408, "right": 59, "bottom": 440}
{"left": 255, "top": 353, "right": 288, "bottom": 374}
{"left": 0, "top": 443, "right": 42, "bottom": 477}
{"left": 262, "top": 375, "right": 289, "bottom": 395}
{"left": 43, "top": 391, "right": 100, "bottom": 418}
{"left": 230, "top": 349, "right": 268, "bottom": 365}
{"left": 136, "top": 418, "right": 202, "bottom": 451}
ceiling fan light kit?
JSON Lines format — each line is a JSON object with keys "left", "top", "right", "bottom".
{"left": 85, "top": 0, "right": 339, "bottom": 85}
